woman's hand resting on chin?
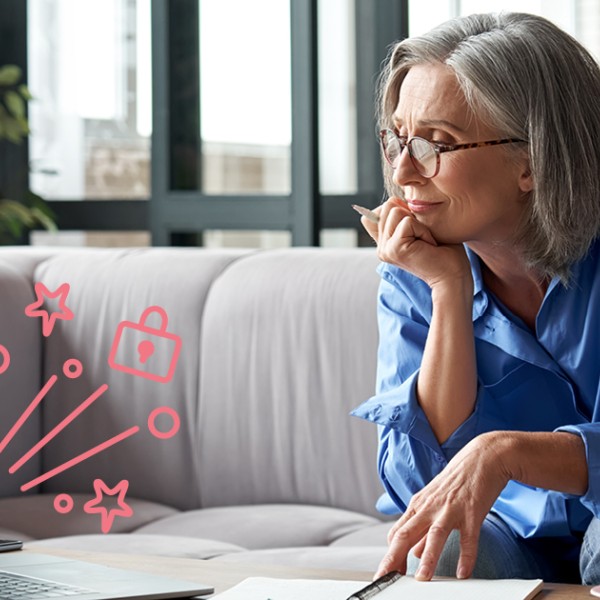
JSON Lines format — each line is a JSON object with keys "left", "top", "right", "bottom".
{"left": 361, "top": 197, "right": 472, "bottom": 293}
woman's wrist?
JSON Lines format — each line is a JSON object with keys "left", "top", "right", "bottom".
{"left": 474, "top": 430, "right": 588, "bottom": 495}
{"left": 430, "top": 276, "right": 474, "bottom": 315}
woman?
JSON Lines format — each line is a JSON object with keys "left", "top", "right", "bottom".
{"left": 352, "top": 12, "right": 600, "bottom": 585}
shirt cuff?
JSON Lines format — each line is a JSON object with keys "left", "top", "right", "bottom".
{"left": 555, "top": 423, "right": 600, "bottom": 516}
{"left": 351, "top": 371, "right": 444, "bottom": 455}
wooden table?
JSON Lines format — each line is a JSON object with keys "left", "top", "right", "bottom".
{"left": 26, "top": 547, "right": 593, "bottom": 598}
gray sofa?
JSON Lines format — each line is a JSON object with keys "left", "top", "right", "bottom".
{"left": 0, "top": 246, "right": 392, "bottom": 571}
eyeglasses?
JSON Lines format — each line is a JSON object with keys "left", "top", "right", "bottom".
{"left": 379, "top": 128, "right": 526, "bottom": 179}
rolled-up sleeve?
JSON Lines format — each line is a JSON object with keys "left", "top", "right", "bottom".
{"left": 555, "top": 423, "right": 600, "bottom": 517}
{"left": 351, "top": 264, "right": 485, "bottom": 512}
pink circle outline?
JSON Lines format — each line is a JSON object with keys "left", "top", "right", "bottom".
{"left": 54, "top": 493, "right": 74, "bottom": 514}
{"left": 0, "top": 344, "right": 10, "bottom": 375}
{"left": 63, "top": 358, "right": 83, "bottom": 379}
{"left": 148, "top": 407, "right": 180, "bottom": 440}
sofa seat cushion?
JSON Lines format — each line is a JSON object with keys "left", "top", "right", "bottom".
{"left": 25, "top": 533, "right": 244, "bottom": 560}
{"left": 212, "top": 545, "right": 385, "bottom": 572}
{"left": 0, "top": 528, "right": 35, "bottom": 542}
{"left": 136, "top": 504, "right": 382, "bottom": 550}
{"left": 0, "top": 495, "right": 178, "bottom": 539}
{"left": 330, "top": 522, "right": 392, "bottom": 547}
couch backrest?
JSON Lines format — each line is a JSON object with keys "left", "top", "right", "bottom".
{"left": 0, "top": 247, "right": 383, "bottom": 517}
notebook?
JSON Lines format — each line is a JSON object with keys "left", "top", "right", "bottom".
{"left": 210, "top": 575, "right": 544, "bottom": 600}
{"left": 0, "top": 550, "right": 213, "bottom": 599}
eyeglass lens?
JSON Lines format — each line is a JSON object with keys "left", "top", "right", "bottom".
{"left": 382, "top": 130, "right": 438, "bottom": 177}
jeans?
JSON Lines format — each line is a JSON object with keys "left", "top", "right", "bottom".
{"left": 581, "top": 517, "right": 600, "bottom": 584}
{"left": 407, "top": 512, "right": 586, "bottom": 584}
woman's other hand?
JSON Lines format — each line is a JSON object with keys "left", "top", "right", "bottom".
{"left": 374, "top": 432, "right": 511, "bottom": 581}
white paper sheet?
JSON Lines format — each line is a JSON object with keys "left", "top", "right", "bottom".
{"left": 211, "top": 575, "right": 544, "bottom": 600}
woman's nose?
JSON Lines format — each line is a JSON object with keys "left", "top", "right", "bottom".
{"left": 392, "top": 146, "right": 425, "bottom": 187}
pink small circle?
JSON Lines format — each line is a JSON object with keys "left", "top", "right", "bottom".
{"left": 148, "top": 407, "right": 180, "bottom": 440}
{"left": 54, "top": 493, "right": 74, "bottom": 514}
{"left": 0, "top": 345, "right": 9, "bottom": 375}
{"left": 63, "top": 358, "right": 83, "bottom": 379}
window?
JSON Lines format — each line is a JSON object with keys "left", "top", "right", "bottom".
{"left": 7, "top": 0, "right": 598, "bottom": 249}
{"left": 23, "top": 0, "right": 151, "bottom": 247}
{"left": 199, "top": 0, "right": 291, "bottom": 196}
{"left": 29, "top": 0, "right": 152, "bottom": 201}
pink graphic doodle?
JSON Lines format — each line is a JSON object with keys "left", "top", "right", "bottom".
{"left": 20, "top": 425, "right": 140, "bottom": 492}
{"left": 148, "top": 406, "right": 181, "bottom": 439}
{"left": 24, "top": 282, "right": 74, "bottom": 337}
{"left": 84, "top": 479, "right": 133, "bottom": 534}
{"left": 54, "top": 493, "right": 74, "bottom": 514}
{"left": 0, "top": 344, "right": 9, "bottom": 375}
{"left": 10, "top": 383, "right": 109, "bottom": 474}
{"left": 108, "top": 306, "right": 181, "bottom": 383}
{"left": 0, "top": 375, "right": 58, "bottom": 455}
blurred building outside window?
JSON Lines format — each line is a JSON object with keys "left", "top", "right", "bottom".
{"left": 27, "top": 0, "right": 600, "bottom": 249}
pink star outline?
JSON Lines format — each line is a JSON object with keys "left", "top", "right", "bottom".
{"left": 24, "top": 282, "right": 74, "bottom": 337}
{"left": 83, "top": 478, "right": 134, "bottom": 534}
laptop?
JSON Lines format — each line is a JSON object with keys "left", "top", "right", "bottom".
{"left": 0, "top": 550, "right": 214, "bottom": 599}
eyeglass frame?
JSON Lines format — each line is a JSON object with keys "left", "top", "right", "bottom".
{"left": 379, "top": 128, "right": 527, "bottom": 179}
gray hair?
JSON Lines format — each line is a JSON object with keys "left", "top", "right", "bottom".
{"left": 378, "top": 12, "right": 600, "bottom": 281}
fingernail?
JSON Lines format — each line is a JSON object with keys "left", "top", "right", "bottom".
{"left": 416, "top": 566, "right": 430, "bottom": 580}
{"left": 457, "top": 567, "right": 468, "bottom": 579}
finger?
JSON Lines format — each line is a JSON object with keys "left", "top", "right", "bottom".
{"left": 412, "top": 536, "right": 427, "bottom": 559}
{"left": 414, "top": 522, "right": 453, "bottom": 581}
{"left": 391, "top": 213, "right": 437, "bottom": 247}
{"left": 377, "top": 198, "right": 410, "bottom": 237}
{"left": 374, "top": 541, "right": 408, "bottom": 580}
{"left": 386, "top": 506, "right": 418, "bottom": 545}
{"left": 456, "top": 527, "right": 481, "bottom": 579}
{"left": 387, "top": 196, "right": 413, "bottom": 218}
{"left": 361, "top": 216, "right": 379, "bottom": 241}
{"left": 376, "top": 518, "right": 427, "bottom": 579}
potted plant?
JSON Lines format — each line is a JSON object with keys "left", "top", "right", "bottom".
{"left": 0, "top": 64, "right": 55, "bottom": 244}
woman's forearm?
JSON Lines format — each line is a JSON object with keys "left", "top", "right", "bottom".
{"left": 417, "top": 280, "right": 478, "bottom": 444}
{"left": 490, "top": 430, "right": 588, "bottom": 496}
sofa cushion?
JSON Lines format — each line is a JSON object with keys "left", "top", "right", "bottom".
{"left": 0, "top": 260, "right": 43, "bottom": 496}
{"left": 27, "top": 248, "right": 251, "bottom": 509}
{"left": 136, "top": 504, "right": 382, "bottom": 550}
{"left": 197, "top": 248, "right": 382, "bottom": 517}
{"left": 0, "top": 494, "right": 178, "bottom": 539}
{"left": 26, "top": 533, "right": 244, "bottom": 559}
{"left": 212, "top": 545, "right": 384, "bottom": 572}
{"left": 330, "top": 522, "right": 391, "bottom": 546}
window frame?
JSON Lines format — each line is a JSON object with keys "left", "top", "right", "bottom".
{"left": 2, "top": 0, "right": 408, "bottom": 246}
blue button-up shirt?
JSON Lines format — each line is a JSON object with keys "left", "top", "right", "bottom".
{"left": 352, "top": 240, "right": 600, "bottom": 539}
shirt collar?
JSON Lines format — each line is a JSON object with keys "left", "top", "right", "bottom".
{"left": 465, "top": 245, "right": 488, "bottom": 321}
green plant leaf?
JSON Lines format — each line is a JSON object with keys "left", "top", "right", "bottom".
{"left": 0, "top": 65, "right": 22, "bottom": 86}
{"left": 0, "top": 104, "right": 26, "bottom": 143}
{"left": 5, "top": 90, "right": 25, "bottom": 118}
{"left": 29, "top": 206, "right": 57, "bottom": 232}
{"left": 0, "top": 199, "right": 35, "bottom": 223}
{"left": 18, "top": 84, "right": 33, "bottom": 101}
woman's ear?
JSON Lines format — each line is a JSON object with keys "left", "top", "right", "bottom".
{"left": 518, "top": 161, "right": 534, "bottom": 193}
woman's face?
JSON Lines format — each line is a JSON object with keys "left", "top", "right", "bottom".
{"left": 390, "top": 62, "right": 532, "bottom": 247}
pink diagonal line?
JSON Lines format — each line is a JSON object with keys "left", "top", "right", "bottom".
{"left": 20, "top": 425, "right": 140, "bottom": 492}
{"left": 0, "top": 375, "right": 58, "bottom": 454}
{"left": 9, "top": 383, "right": 109, "bottom": 474}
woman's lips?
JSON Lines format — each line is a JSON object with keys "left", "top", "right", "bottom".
{"left": 406, "top": 199, "right": 443, "bottom": 213}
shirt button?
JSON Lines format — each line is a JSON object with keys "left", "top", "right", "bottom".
{"left": 368, "top": 404, "right": 382, "bottom": 419}
{"left": 390, "top": 406, "right": 402, "bottom": 422}
{"left": 435, "top": 454, "right": 445, "bottom": 463}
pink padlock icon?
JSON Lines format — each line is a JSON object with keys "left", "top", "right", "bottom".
{"left": 108, "top": 306, "right": 182, "bottom": 383}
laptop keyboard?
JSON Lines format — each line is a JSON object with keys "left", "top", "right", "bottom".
{"left": 0, "top": 569, "right": 95, "bottom": 598}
